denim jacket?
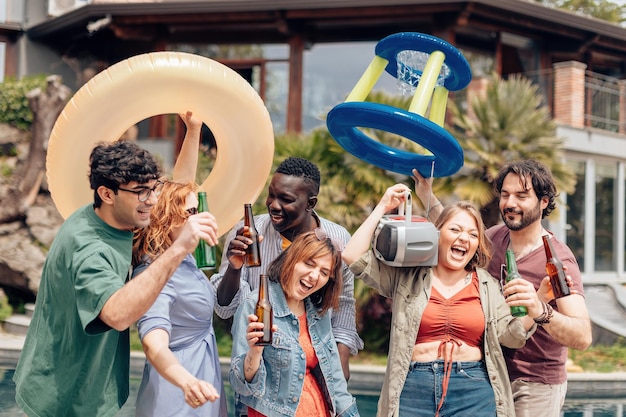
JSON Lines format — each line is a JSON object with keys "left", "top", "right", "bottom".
{"left": 229, "top": 279, "right": 359, "bottom": 417}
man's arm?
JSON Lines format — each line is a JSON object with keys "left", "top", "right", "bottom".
{"left": 411, "top": 168, "right": 443, "bottom": 222}
{"left": 100, "top": 213, "right": 218, "bottom": 331}
{"left": 213, "top": 224, "right": 256, "bottom": 307}
{"left": 331, "top": 263, "right": 361, "bottom": 381}
{"left": 542, "top": 294, "right": 592, "bottom": 350}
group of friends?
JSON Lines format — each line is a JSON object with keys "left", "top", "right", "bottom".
{"left": 13, "top": 111, "right": 592, "bottom": 417}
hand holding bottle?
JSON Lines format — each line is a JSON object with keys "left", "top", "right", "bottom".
{"left": 542, "top": 235, "right": 571, "bottom": 299}
{"left": 244, "top": 314, "right": 278, "bottom": 349}
{"left": 224, "top": 230, "right": 263, "bottom": 269}
{"left": 537, "top": 265, "right": 575, "bottom": 303}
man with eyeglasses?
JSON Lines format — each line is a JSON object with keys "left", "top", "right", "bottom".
{"left": 13, "top": 139, "right": 219, "bottom": 417}
{"left": 211, "top": 156, "right": 363, "bottom": 417}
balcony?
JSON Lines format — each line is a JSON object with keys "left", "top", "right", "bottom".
{"left": 522, "top": 63, "right": 626, "bottom": 135}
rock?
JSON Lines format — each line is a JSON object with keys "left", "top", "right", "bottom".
{"left": 0, "top": 224, "right": 46, "bottom": 293}
{"left": 26, "top": 196, "right": 64, "bottom": 247}
{"left": 0, "top": 194, "right": 64, "bottom": 294}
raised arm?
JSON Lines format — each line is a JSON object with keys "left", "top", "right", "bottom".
{"left": 411, "top": 168, "right": 444, "bottom": 222}
{"left": 173, "top": 111, "right": 203, "bottom": 183}
{"left": 100, "top": 212, "right": 219, "bottom": 331}
{"left": 342, "top": 183, "right": 411, "bottom": 265}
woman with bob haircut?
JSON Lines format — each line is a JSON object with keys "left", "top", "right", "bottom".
{"left": 230, "top": 230, "right": 359, "bottom": 417}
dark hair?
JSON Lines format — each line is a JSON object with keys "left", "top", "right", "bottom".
{"left": 493, "top": 159, "right": 557, "bottom": 218}
{"left": 434, "top": 201, "right": 492, "bottom": 271}
{"left": 266, "top": 231, "right": 342, "bottom": 315}
{"left": 275, "top": 157, "right": 321, "bottom": 196}
{"left": 89, "top": 140, "right": 161, "bottom": 208}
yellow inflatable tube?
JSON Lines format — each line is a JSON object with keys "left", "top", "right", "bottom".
{"left": 46, "top": 51, "right": 275, "bottom": 237}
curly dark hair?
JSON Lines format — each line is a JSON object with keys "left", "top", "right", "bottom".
{"left": 493, "top": 159, "right": 557, "bottom": 219}
{"left": 89, "top": 140, "right": 161, "bottom": 208}
{"left": 275, "top": 157, "right": 321, "bottom": 195}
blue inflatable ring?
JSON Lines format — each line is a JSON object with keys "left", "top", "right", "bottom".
{"left": 327, "top": 101, "right": 463, "bottom": 177}
{"left": 375, "top": 32, "right": 471, "bottom": 91}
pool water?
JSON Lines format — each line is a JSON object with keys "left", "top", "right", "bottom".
{"left": 2, "top": 368, "right": 625, "bottom": 416}
{"left": 0, "top": 368, "right": 379, "bottom": 417}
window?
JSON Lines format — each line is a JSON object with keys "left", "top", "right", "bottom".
{"left": 0, "top": 42, "right": 5, "bottom": 83}
{"left": 595, "top": 161, "right": 616, "bottom": 271}
{"left": 566, "top": 160, "right": 585, "bottom": 270}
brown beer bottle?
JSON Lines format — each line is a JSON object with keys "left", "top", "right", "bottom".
{"left": 542, "top": 235, "right": 571, "bottom": 298}
{"left": 255, "top": 274, "right": 273, "bottom": 346}
{"left": 243, "top": 203, "right": 261, "bottom": 267}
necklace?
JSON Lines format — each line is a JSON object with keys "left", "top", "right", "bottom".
{"left": 434, "top": 272, "right": 472, "bottom": 292}
{"left": 509, "top": 232, "right": 543, "bottom": 260}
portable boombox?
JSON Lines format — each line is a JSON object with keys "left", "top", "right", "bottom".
{"left": 372, "top": 193, "right": 439, "bottom": 267}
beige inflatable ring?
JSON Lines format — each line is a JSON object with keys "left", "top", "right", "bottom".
{"left": 46, "top": 51, "right": 274, "bottom": 237}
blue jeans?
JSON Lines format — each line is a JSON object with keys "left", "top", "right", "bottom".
{"left": 399, "top": 360, "right": 497, "bottom": 417}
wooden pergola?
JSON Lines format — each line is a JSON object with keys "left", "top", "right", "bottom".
{"left": 28, "top": 0, "right": 626, "bottom": 133}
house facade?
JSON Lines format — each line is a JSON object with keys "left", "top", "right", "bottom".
{"left": 3, "top": 0, "right": 626, "bottom": 283}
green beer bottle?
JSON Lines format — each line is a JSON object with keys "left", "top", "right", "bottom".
{"left": 194, "top": 191, "right": 216, "bottom": 270}
{"left": 505, "top": 249, "right": 528, "bottom": 317}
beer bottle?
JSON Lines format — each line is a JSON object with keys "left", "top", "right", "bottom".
{"left": 542, "top": 235, "right": 571, "bottom": 298}
{"left": 505, "top": 249, "right": 528, "bottom": 317}
{"left": 243, "top": 203, "right": 261, "bottom": 267}
{"left": 255, "top": 274, "right": 273, "bottom": 346}
{"left": 193, "top": 191, "right": 217, "bottom": 270}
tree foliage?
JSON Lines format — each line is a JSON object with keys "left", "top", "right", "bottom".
{"left": 443, "top": 73, "right": 576, "bottom": 227}
{"left": 534, "top": 0, "right": 626, "bottom": 24}
{"left": 0, "top": 75, "right": 48, "bottom": 131}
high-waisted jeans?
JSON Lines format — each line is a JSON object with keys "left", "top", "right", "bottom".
{"left": 399, "top": 360, "right": 497, "bottom": 417}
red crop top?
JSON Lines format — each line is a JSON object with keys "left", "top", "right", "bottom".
{"left": 415, "top": 271, "right": 485, "bottom": 417}
{"left": 416, "top": 271, "right": 485, "bottom": 348}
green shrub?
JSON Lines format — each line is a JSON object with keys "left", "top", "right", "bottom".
{"left": 0, "top": 75, "right": 48, "bottom": 131}
{"left": 0, "top": 290, "right": 12, "bottom": 322}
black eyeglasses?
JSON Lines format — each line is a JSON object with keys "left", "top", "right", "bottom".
{"left": 117, "top": 180, "right": 164, "bottom": 202}
{"left": 186, "top": 207, "right": 198, "bottom": 215}
{"left": 314, "top": 227, "right": 344, "bottom": 252}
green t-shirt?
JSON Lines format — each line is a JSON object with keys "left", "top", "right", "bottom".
{"left": 13, "top": 204, "right": 133, "bottom": 417}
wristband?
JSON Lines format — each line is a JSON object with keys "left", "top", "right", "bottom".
{"left": 533, "top": 302, "right": 554, "bottom": 326}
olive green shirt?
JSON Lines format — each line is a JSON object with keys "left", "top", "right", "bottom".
{"left": 14, "top": 205, "right": 132, "bottom": 417}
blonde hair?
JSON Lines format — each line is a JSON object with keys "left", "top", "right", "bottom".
{"left": 434, "top": 200, "right": 492, "bottom": 271}
{"left": 132, "top": 181, "right": 198, "bottom": 265}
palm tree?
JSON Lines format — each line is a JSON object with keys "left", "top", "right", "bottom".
{"left": 443, "top": 73, "right": 577, "bottom": 227}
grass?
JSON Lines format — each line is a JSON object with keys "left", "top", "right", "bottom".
{"left": 569, "top": 338, "right": 626, "bottom": 372}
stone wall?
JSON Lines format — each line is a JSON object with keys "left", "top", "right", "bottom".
{"left": 0, "top": 123, "right": 63, "bottom": 296}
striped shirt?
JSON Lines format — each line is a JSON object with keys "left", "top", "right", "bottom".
{"left": 211, "top": 212, "right": 363, "bottom": 354}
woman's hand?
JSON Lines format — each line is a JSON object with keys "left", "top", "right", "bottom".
{"left": 243, "top": 314, "right": 277, "bottom": 382}
{"left": 379, "top": 183, "right": 411, "bottom": 213}
{"left": 182, "top": 378, "right": 219, "bottom": 409}
{"left": 245, "top": 313, "right": 277, "bottom": 349}
{"left": 180, "top": 110, "right": 202, "bottom": 133}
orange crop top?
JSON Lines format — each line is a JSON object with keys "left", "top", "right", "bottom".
{"left": 416, "top": 271, "right": 485, "bottom": 349}
{"left": 415, "top": 271, "right": 485, "bottom": 417}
